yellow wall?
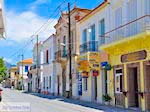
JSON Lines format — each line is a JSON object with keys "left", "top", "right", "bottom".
{"left": 105, "top": 33, "right": 150, "bottom": 111}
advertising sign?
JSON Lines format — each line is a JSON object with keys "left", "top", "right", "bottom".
{"left": 121, "top": 50, "right": 147, "bottom": 63}
{"left": 88, "top": 52, "right": 100, "bottom": 71}
{"left": 78, "top": 73, "right": 82, "bottom": 95}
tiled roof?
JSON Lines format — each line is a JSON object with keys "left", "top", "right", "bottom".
{"left": 18, "top": 58, "right": 33, "bottom": 64}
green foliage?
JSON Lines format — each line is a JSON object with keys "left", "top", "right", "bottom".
{"left": 102, "top": 94, "right": 112, "bottom": 102}
{"left": 0, "top": 58, "right": 7, "bottom": 82}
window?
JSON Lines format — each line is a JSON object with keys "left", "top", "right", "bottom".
{"left": 63, "top": 36, "right": 66, "bottom": 56}
{"left": 90, "top": 24, "right": 95, "bottom": 41}
{"left": 46, "top": 50, "right": 49, "bottom": 63}
{"left": 115, "top": 69, "right": 123, "bottom": 93}
{"left": 115, "top": 7, "right": 123, "bottom": 37}
{"left": 25, "top": 66, "right": 28, "bottom": 72}
{"left": 145, "top": 0, "right": 150, "bottom": 14}
{"left": 82, "top": 29, "right": 87, "bottom": 44}
{"left": 49, "top": 76, "right": 51, "bottom": 89}
{"left": 99, "top": 19, "right": 105, "bottom": 45}
{"left": 127, "top": 0, "right": 137, "bottom": 36}
{"left": 83, "top": 78, "right": 88, "bottom": 91}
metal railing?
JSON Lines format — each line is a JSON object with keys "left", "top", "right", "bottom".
{"left": 99, "top": 15, "right": 150, "bottom": 45}
{"left": 80, "top": 41, "right": 98, "bottom": 53}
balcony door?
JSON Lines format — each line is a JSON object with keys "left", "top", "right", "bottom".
{"left": 90, "top": 24, "right": 96, "bottom": 51}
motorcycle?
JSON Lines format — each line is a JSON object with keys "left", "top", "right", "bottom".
{"left": 0, "top": 88, "right": 2, "bottom": 102}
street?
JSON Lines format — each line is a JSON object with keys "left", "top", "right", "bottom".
{"left": 0, "top": 88, "right": 134, "bottom": 112}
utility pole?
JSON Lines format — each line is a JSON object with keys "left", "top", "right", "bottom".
{"left": 21, "top": 54, "right": 24, "bottom": 90}
{"left": 68, "top": 2, "right": 72, "bottom": 97}
{"left": 36, "top": 35, "right": 39, "bottom": 92}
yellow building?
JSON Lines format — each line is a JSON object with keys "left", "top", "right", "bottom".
{"left": 100, "top": 15, "right": 150, "bottom": 111}
{"left": 9, "top": 66, "right": 19, "bottom": 89}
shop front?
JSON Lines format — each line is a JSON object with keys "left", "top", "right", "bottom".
{"left": 100, "top": 32, "right": 150, "bottom": 111}
{"left": 77, "top": 52, "right": 102, "bottom": 102}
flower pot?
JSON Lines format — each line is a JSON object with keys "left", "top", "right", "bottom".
{"left": 104, "top": 101, "right": 110, "bottom": 105}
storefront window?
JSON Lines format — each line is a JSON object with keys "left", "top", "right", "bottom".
{"left": 83, "top": 78, "right": 88, "bottom": 91}
{"left": 115, "top": 69, "right": 123, "bottom": 93}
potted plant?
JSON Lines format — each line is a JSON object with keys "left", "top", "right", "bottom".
{"left": 102, "top": 94, "right": 112, "bottom": 105}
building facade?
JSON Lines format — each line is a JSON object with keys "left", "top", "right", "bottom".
{"left": 99, "top": 0, "right": 150, "bottom": 111}
{"left": 77, "top": 0, "right": 109, "bottom": 103}
{"left": 9, "top": 66, "right": 19, "bottom": 89}
{"left": 54, "top": 7, "right": 91, "bottom": 98}
{"left": 17, "top": 58, "right": 33, "bottom": 91}
{"left": 29, "top": 42, "right": 42, "bottom": 92}
{"left": 40, "top": 34, "right": 56, "bottom": 95}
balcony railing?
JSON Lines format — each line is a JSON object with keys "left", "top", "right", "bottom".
{"left": 30, "top": 65, "right": 40, "bottom": 70}
{"left": 55, "top": 50, "right": 67, "bottom": 59}
{"left": 99, "top": 15, "right": 150, "bottom": 45}
{"left": 80, "top": 41, "right": 98, "bottom": 53}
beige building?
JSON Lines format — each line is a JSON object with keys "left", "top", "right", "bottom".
{"left": 54, "top": 6, "right": 91, "bottom": 98}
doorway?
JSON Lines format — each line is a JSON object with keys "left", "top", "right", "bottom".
{"left": 128, "top": 67, "right": 139, "bottom": 107}
{"left": 92, "top": 76, "right": 97, "bottom": 101}
{"left": 145, "top": 65, "right": 150, "bottom": 110}
{"left": 57, "top": 76, "right": 60, "bottom": 95}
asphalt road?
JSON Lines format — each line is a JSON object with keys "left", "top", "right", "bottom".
{"left": 0, "top": 88, "right": 106, "bottom": 112}
{"left": 0, "top": 87, "right": 135, "bottom": 112}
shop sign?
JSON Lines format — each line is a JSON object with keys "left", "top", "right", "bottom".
{"left": 121, "top": 50, "right": 147, "bottom": 63}
{"left": 88, "top": 52, "right": 100, "bottom": 71}
{"left": 101, "top": 62, "right": 108, "bottom": 67}
{"left": 93, "top": 70, "right": 99, "bottom": 77}
{"left": 77, "top": 60, "right": 90, "bottom": 72}
{"left": 78, "top": 73, "right": 82, "bottom": 95}
{"left": 82, "top": 71, "right": 89, "bottom": 78}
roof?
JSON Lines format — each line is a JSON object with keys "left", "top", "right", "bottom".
{"left": 18, "top": 58, "right": 33, "bottom": 64}
{"left": 79, "top": 0, "right": 109, "bottom": 23}
{"left": 10, "top": 67, "right": 17, "bottom": 70}
{"left": 54, "top": 7, "right": 91, "bottom": 28}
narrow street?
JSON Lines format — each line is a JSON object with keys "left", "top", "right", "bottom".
{"left": 0, "top": 87, "right": 134, "bottom": 112}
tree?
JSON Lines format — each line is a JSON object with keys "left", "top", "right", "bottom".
{"left": 0, "top": 58, "right": 7, "bottom": 82}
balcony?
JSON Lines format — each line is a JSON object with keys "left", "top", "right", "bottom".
{"left": 80, "top": 41, "right": 98, "bottom": 53}
{"left": 55, "top": 50, "right": 67, "bottom": 60}
{"left": 30, "top": 65, "right": 40, "bottom": 70}
{"left": 99, "top": 15, "right": 150, "bottom": 45}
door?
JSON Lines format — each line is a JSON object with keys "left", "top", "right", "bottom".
{"left": 57, "top": 76, "right": 60, "bottom": 95}
{"left": 145, "top": 65, "right": 150, "bottom": 110}
{"left": 94, "top": 76, "right": 97, "bottom": 100}
{"left": 128, "top": 67, "right": 139, "bottom": 107}
{"left": 92, "top": 76, "right": 97, "bottom": 101}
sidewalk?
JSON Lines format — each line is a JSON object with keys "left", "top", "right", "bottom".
{"left": 26, "top": 92, "right": 137, "bottom": 112}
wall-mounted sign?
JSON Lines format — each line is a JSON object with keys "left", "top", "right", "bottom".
{"left": 77, "top": 60, "right": 90, "bottom": 72}
{"left": 93, "top": 70, "right": 99, "bottom": 77}
{"left": 88, "top": 52, "right": 100, "bottom": 71}
{"left": 78, "top": 73, "right": 82, "bottom": 96}
{"left": 121, "top": 50, "right": 147, "bottom": 63}
{"left": 82, "top": 71, "right": 89, "bottom": 78}
{"left": 101, "top": 61, "right": 108, "bottom": 67}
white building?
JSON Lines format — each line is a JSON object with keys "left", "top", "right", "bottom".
{"left": 77, "top": 0, "right": 110, "bottom": 103}
{"left": 54, "top": 7, "right": 91, "bottom": 98}
{"left": 17, "top": 58, "right": 33, "bottom": 91}
{"left": 41, "top": 34, "right": 56, "bottom": 95}
{"left": 29, "top": 42, "right": 42, "bottom": 92}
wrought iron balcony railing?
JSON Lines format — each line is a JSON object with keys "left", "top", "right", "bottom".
{"left": 80, "top": 41, "right": 98, "bottom": 53}
{"left": 99, "top": 15, "right": 150, "bottom": 46}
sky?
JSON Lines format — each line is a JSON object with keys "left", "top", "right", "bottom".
{"left": 0, "top": 0, "right": 104, "bottom": 65}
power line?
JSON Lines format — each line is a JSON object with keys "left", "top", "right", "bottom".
{"left": 7, "top": 0, "right": 78, "bottom": 63}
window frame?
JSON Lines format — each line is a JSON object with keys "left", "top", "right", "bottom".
{"left": 115, "top": 68, "right": 123, "bottom": 94}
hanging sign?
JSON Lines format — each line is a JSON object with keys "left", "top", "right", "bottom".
{"left": 121, "top": 50, "right": 147, "bottom": 63}
{"left": 93, "top": 70, "right": 99, "bottom": 77}
{"left": 78, "top": 73, "right": 82, "bottom": 96}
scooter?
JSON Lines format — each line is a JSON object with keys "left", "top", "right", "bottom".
{"left": 0, "top": 88, "right": 3, "bottom": 102}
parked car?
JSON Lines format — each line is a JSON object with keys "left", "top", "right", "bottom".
{"left": 0, "top": 88, "right": 3, "bottom": 102}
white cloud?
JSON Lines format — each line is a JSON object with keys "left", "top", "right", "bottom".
{"left": 30, "top": 0, "right": 51, "bottom": 11}
{"left": 5, "top": 11, "right": 57, "bottom": 43}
